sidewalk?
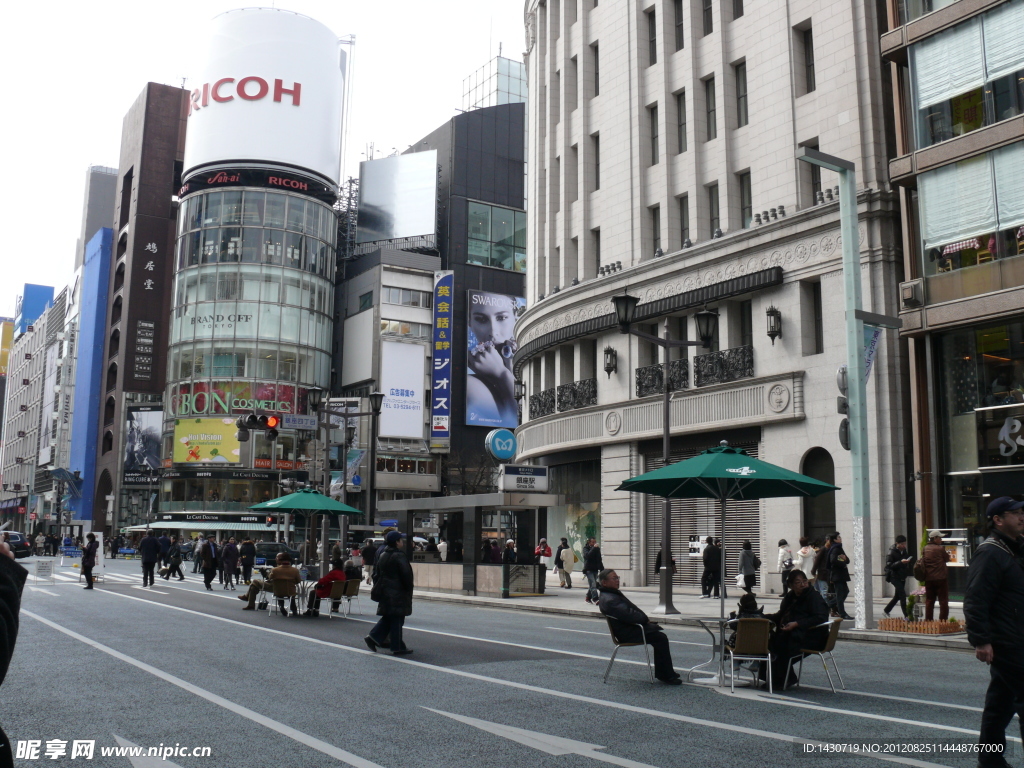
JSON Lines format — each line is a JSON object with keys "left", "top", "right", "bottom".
{"left": 397, "top": 575, "right": 973, "bottom": 652}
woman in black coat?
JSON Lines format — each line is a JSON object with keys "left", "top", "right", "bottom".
{"left": 239, "top": 539, "right": 256, "bottom": 584}
{"left": 364, "top": 531, "right": 414, "bottom": 656}
{"left": 81, "top": 533, "right": 99, "bottom": 589}
{"left": 163, "top": 537, "right": 186, "bottom": 581}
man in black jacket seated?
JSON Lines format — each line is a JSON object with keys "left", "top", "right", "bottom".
{"left": 1, "top": 538, "right": 28, "bottom": 768}
{"left": 597, "top": 569, "right": 680, "bottom": 685}
{"left": 964, "top": 496, "right": 1024, "bottom": 768}
{"left": 762, "top": 569, "right": 830, "bottom": 690}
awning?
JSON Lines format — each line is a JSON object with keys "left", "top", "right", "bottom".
{"left": 942, "top": 238, "right": 981, "bottom": 254}
{"left": 124, "top": 522, "right": 297, "bottom": 532}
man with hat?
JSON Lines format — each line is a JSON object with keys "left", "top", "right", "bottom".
{"left": 922, "top": 529, "right": 951, "bottom": 621}
{"left": 964, "top": 496, "right": 1024, "bottom": 767}
{"left": 365, "top": 531, "right": 414, "bottom": 656}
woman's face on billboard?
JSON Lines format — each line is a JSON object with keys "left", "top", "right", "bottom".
{"left": 470, "top": 299, "right": 515, "bottom": 344}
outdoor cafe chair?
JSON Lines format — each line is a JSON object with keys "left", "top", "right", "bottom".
{"left": 340, "top": 578, "right": 362, "bottom": 616}
{"left": 269, "top": 580, "right": 297, "bottom": 616}
{"left": 320, "top": 580, "right": 347, "bottom": 619}
{"left": 725, "top": 618, "right": 774, "bottom": 694}
{"left": 601, "top": 616, "right": 655, "bottom": 684}
{"left": 784, "top": 618, "right": 845, "bottom": 693}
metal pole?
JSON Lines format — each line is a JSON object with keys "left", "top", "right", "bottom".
{"left": 838, "top": 167, "right": 874, "bottom": 631}
{"left": 320, "top": 421, "right": 329, "bottom": 577}
{"left": 368, "top": 408, "right": 379, "bottom": 529}
{"left": 719, "top": 497, "right": 726, "bottom": 620}
{"left": 654, "top": 322, "right": 678, "bottom": 614}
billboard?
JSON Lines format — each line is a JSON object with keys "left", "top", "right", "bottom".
{"left": 171, "top": 381, "right": 304, "bottom": 417}
{"left": 183, "top": 8, "right": 346, "bottom": 185}
{"left": 380, "top": 341, "right": 426, "bottom": 438}
{"left": 124, "top": 406, "right": 163, "bottom": 485}
{"left": 0, "top": 319, "right": 12, "bottom": 375}
{"left": 356, "top": 152, "right": 438, "bottom": 243}
{"left": 466, "top": 290, "right": 526, "bottom": 428}
{"left": 429, "top": 271, "right": 454, "bottom": 451}
{"left": 173, "top": 418, "right": 242, "bottom": 464}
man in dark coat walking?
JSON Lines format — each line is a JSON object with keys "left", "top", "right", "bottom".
{"left": 964, "top": 496, "right": 1024, "bottom": 767}
{"left": 827, "top": 533, "right": 853, "bottom": 620}
{"left": 884, "top": 535, "right": 915, "bottom": 618}
{"left": 1, "top": 538, "right": 28, "bottom": 768}
{"left": 582, "top": 538, "right": 604, "bottom": 604}
{"left": 199, "top": 535, "right": 219, "bottom": 591}
{"left": 365, "top": 531, "right": 414, "bottom": 656}
{"left": 157, "top": 531, "right": 172, "bottom": 568}
{"left": 137, "top": 530, "right": 161, "bottom": 587}
{"left": 597, "top": 569, "right": 680, "bottom": 684}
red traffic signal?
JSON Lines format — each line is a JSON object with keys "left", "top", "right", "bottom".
{"left": 265, "top": 415, "right": 280, "bottom": 429}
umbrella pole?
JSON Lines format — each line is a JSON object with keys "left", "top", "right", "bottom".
{"left": 719, "top": 497, "right": 726, "bottom": 620}
{"left": 654, "top": 374, "right": 678, "bottom": 615}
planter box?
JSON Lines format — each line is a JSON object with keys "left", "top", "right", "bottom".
{"left": 878, "top": 618, "right": 965, "bottom": 634}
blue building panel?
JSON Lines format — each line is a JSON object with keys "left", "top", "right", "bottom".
{"left": 66, "top": 228, "right": 112, "bottom": 523}
{"left": 15, "top": 284, "right": 55, "bottom": 335}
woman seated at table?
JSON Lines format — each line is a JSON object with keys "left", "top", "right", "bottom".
{"left": 760, "top": 569, "right": 830, "bottom": 690}
{"left": 304, "top": 564, "right": 347, "bottom": 617}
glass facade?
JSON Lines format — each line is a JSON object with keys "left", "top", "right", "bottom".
{"left": 910, "top": 2, "right": 1024, "bottom": 149}
{"left": 462, "top": 56, "right": 528, "bottom": 110}
{"left": 166, "top": 187, "right": 335, "bottom": 433}
{"left": 898, "top": 0, "right": 956, "bottom": 24}
{"left": 467, "top": 202, "right": 527, "bottom": 272}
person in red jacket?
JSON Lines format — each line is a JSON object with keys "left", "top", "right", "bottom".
{"left": 304, "top": 565, "right": 346, "bottom": 617}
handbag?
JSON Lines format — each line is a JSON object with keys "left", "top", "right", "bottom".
{"left": 913, "top": 558, "right": 927, "bottom": 581}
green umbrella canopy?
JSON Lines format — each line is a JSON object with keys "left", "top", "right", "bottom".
{"left": 617, "top": 443, "right": 839, "bottom": 500}
{"left": 249, "top": 488, "right": 361, "bottom": 515}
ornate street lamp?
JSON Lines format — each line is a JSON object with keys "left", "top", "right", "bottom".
{"left": 611, "top": 293, "right": 640, "bottom": 334}
{"left": 513, "top": 380, "right": 526, "bottom": 401}
{"left": 694, "top": 307, "right": 719, "bottom": 349}
{"left": 766, "top": 305, "right": 783, "bottom": 345}
{"left": 367, "top": 391, "right": 385, "bottom": 529}
{"left": 306, "top": 385, "right": 325, "bottom": 412}
{"left": 603, "top": 346, "right": 618, "bottom": 377}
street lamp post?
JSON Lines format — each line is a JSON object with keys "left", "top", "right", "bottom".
{"left": 367, "top": 391, "right": 385, "bottom": 530}
{"left": 611, "top": 293, "right": 718, "bottom": 615}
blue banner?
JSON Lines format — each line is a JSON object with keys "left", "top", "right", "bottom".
{"left": 430, "top": 271, "right": 455, "bottom": 449}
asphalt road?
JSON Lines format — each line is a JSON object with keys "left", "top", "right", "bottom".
{"left": 2, "top": 556, "right": 1018, "bottom": 768}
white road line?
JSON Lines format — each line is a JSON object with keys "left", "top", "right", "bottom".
{"left": 131, "top": 586, "right": 168, "bottom": 595}
{"left": 794, "top": 684, "right": 989, "bottom": 714}
{"left": 21, "top": 610, "right": 384, "bottom": 768}
{"left": 546, "top": 626, "right": 710, "bottom": 647}
{"left": 69, "top": 590, "right": 983, "bottom": 766}
{"left": 28, "top": 587, "right": 59, "bottom": 596}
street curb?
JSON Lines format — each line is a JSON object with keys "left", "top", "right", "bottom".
{"left": 407, "top": 590, "right": 974, "bottom": 652}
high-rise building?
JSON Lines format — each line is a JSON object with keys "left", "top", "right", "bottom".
{"left": 75, "top": 166, "right": 118, "bottom": 270}
{"left": 883, "top": 0, "right": 1024, "bottom": 596}
{"left": 517, "top": 0, "right": 906, "bottom": 591}
{"left": 463, "top": 56, "right": 528, "bottom": 111}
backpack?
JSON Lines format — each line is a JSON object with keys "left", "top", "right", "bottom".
{"left": 752, "top": 554, "right": 762, "bottom": 570}
{"left": 370, "top": 550, "right": 390, "bottom": 602}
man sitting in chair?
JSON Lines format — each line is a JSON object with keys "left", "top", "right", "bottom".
{"left": 303, "top": 563, "right": 346, "bottom": 617}
{"left": 597, "top": 569, "right": 681, "bottom": 685}
{"left": 762, "top": 569, "right": 830, "bottom": 689}
{"left": 238, "top": 553, "right": 300, "bottom": 613}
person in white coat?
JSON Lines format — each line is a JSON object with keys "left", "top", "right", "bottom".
{"left": 777, "top": 539, "right": 794, "bottom": 597}
{"left": 559, "top": 543, "right": 576, "bottom": 589}
{"left": 437, "top": 538, "right": 448, "bottom": 562}
{"left": 792, "top": 537, "right": 815, "bottom": 575}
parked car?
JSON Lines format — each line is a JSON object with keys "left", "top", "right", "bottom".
{"left": 254, "top": 541, "right": 300, "bottom": 565}
{"left": 5, "top": 532, "right": 33, "bottom": 559}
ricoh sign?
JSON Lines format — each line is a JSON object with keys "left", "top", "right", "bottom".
{"left": 183, "top": 8, "right": 347, "bottom": 186}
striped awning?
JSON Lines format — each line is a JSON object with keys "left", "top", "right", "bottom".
{"left": 942, "top": 238, "right": 980, "bottom": 254}
{"left": 123, "top": 522, "right": 296, "bottom": 532}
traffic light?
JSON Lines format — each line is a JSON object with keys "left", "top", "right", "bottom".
{"left": 256, "top": 414, "right": 280, "bottom": 440}
{"left": 235, "top": 416, "right": 250, "bottom": 442}
{"left": 836, "top": 365, "right": 850, "bottom": 451}
{"left": 265, "top": 516, "right": 273, "bottom": 528}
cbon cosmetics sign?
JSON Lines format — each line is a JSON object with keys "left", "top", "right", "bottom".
{"left": 183, "top": 8, "right": 346, "bottom": 185}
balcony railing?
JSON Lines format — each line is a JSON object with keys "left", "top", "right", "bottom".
{"left": 635, "top": 359, "right": 689, "bottom": 398}
{"left": 529, "top": 388, "right": 556, "bottom": 419}
{"left": 693, "top": 345, "right": 754, "bottom": 387}
{"left": 557, "top": 378, "right": 598, "bottom": 412}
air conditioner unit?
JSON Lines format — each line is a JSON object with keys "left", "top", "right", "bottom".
{"left": 56, "top": 332, "right": 66, "bottom": 341}
{"left": 900, "top": 279, "right": 924, "bottom": 309}
{"left": 21, "top": 379, "right": 28, "bottom": 386}
{"left": 19, "top": 405, "right": 27, "bottom": 412}
{"left": 53, "top": 385, "right": 61, "bottom": 394}
{"left": 16, "top": 431, "right": 25, "bottom": 438}
{"left": 15, "top": 457, "right": 24, "bottom": 464}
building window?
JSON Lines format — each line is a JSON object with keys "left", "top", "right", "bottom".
{"left": 382, "top": 287, "right": 432, "bottom": 308}
{"left": 651, "top": 206, "right": 661, "bottom": 255}
{"left": 739, "top": 300, "right": 753, "bottom": 348}
{"left": 593, "top": 134, "right": 601, "bottom": 190}
{"left": 647, "top": 9, "right": 657, "bottom": 65}
{"left": 734, "top": 0, "right": 744, "bottom": 19}
{"left": 593, "top": 44, "right": 600, "bottom": 96}
{"left": 649, "top": 105, "right": 660, "bottom": 164}
{"left": 703, "top": 0, "right": 714, "bottom": 36}
{"left": 708, "top": 183, "right": 720, "bottom": 235}
{"left": 803, "top": 28, "right": 816, "bottom": 93}
{"left": 676, "top": 91, "right": 687, "bottom": 153}
{"left": 380, "top": 319, "right": 432, "bottom": 339}
{"left": 811, "top": 162, "right": 822, "bottom": 202}
{"left": 812, "top": 282, "right": 824, "bottom": 354}
{"left": 705, "top": 77, "right": 717, "bottom": 140}
{"left": 674, "top": 0, "right": 685, "bottom": 50}
{"left": 679, "top": 196, "right": 690, "bottom": 244}
{"left": 467, "top": 201, "right": 528, "bottom": 272}
{"left": 593, "top": 227, "right": 601, "bottom": 268}
{"left": 735, "top": 62, "right": 748, "bottom": 127}
{"left": 358, "top": 292, "right": 373, "bottom": 312}
{"left": 738, "top": 171, "right": 752, "bottom": 228}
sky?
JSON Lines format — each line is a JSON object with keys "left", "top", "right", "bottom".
{"left": 0, "top": 0, "right": 525, "bottom": 317}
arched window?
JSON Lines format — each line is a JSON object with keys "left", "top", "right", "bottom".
{"left": 106, "top": 362, "right": 117, "bottom": 392}
{"left": 102, "top": 431, "right": 114, "bottom": 454}
{"left": 104, "top": 396, "right": 115, "bottom": 426}
{"left": 113, "top": 262, "right": 125, "bottom": 291}
{"left": 111, "top": 296, "right": 123, "bottom": 325}
{"left": 802, "top": 447, "right": 836, "bottom": 545}
{"left": 109, "top": 329, "right": 120, "bottom": 358}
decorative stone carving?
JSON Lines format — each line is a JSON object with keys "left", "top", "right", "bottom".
{"left": 767, "top": 383, "right": 791, "bottom": 413}
{"left": 605, "top": 411, "right": 622, "bottom": 435}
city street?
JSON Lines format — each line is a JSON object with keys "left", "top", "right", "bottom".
{"left": 3, "top": 556, "right": 1016, "bottom": 768}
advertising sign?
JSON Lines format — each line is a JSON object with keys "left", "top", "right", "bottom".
{"left": 466, "top": 290, "right": 526, "bottom": 428}
{"left": 430, "top": 271, "right": 454, "bottom": 451}
{"left": 356, "top": 151, "right": 439, "bottom": 243}
{"left": 173, "top": 418, "right": 241, "bottom": 464}
{"left": 0, "top": 319, "right": 13, "bottom": 375}
{"left": 329, "top": 449, "right": 366, "bottom": 496}
{"left": 485, "top": 429, "right": 518, "bottom": 461}
{"left": 380, "top": 341, "right": 425, "bottom": 438}
{"left": 497, "top": 464, "right": 548, "bottom": 493}
{"left": 171, "top": 381, "right": 302, "bottom": 417}
{"left": 124, "top": 406, "right": 163, "bottom": 485}
{"left": 183, "top": 8, "right": 346, "bottom": 184}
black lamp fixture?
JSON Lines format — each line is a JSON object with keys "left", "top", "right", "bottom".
{"left": 306, "top": 385, "right": 325, "bottom": 412}
{"left": 611, "top": 292, "right": 640, "bottom": 334}
{"left": 369, "top": 391, "right": 385, "bottom": 415}
{"left": 603, "top": 346, "right": 618, "bottom": 377}
{"left": 693, "top": 306, "right": 720, "bottom": 348}
{"left": 654, "top": 248, "right": 664, "bottom": 258}
{"left": 682, "top": 238, "right": 692, "bottom": 248}
{"left": 766, "top": 305, "right": 783, "bottom": 345}
{"left": 513, "top": 380, "right": 526, "bottom": 401}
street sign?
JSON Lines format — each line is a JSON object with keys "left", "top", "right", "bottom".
{"left": 29, "top": 512, "right": 36, "bottom": 521}
{"left": 351, "top": 474, "right": 361, "bottom": 486}
{"left": 498, "top": 464, "right": 548, "bottom": 493}
{"left": 380, "top": 519, "right": 398, "bottom": 527}
{"left": 283, "top": 414, "right": 318, "bottom": 430}
{"left": 485, "top": 429, "right": 517, "bottom": 461}
{"left": 34, "top": 560, "right": 55, "bottom": 584}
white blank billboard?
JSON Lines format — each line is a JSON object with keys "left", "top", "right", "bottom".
{"left": 356, "top": 152, "right": 438, "bottom": 243}
{"left": 379, "top": 341, "right": 426, "bottom": 438}
{"left": 183, "top": 8, "right": 346, "bottom": 184}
